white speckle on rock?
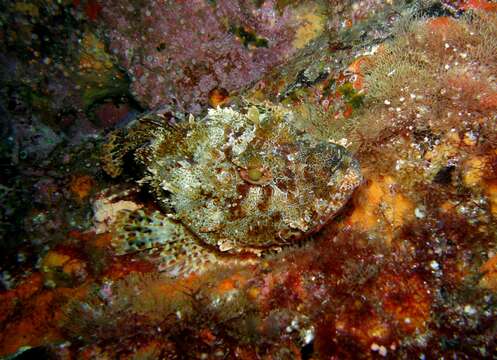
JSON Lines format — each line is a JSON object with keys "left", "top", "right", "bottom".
{"left": 430, "top": 260, "right": 440, "bottom": 271}
{"left": 414, "top": 207, "right": 426, "bottom": 219}
{"left": 379, "top": 346, "right": 387, "bottom": 357}
{"left": 302, "top": 327, "right": 315, "bottom": 345}
{"left": 464, "top": 305, "right": 477, "bottom": 315}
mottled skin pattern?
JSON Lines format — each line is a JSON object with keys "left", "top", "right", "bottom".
{"left": 102, "top": 103, "right": 362, "bottom": 274}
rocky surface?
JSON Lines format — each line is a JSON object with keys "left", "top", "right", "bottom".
{"left": 0, "top": 1, "right": 497, "bottom": 359}
{"left": 100, "top": 0, "right": 328, "bottom": 113}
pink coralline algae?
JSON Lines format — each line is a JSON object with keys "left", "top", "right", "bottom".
{"left": 100, "top": 0, "right": 304, "bottom": 113}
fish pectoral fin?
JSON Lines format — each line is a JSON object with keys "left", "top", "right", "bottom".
{"left": 111, "top": 209, "right": 223, "bottom": 277}
{"left": 111, "top": 209, "right": 182, "bottom": 254}
{"left": 157, "top": 237, "right": 219, "bottom": 277}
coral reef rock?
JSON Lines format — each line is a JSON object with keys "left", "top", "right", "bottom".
{"left": 100, "top": 0, "right": 327, "bottom": 113}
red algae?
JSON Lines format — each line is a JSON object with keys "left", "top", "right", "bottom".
{"left": 375, "top": 272, "right": 431, "bottom": 334}
{"left": 460, "top": 0, "right": 497, "bottom": 11}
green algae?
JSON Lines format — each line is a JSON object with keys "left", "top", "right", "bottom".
{"left": 229, "top": 25, "right": 269, "bottom": 48}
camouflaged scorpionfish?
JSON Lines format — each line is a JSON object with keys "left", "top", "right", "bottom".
{"left": 102, "top": 103, "right": 362, "bottom": 276}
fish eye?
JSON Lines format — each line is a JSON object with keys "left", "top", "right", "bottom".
{"left": 247, "top": 167, "right": 263, "bottom": 182}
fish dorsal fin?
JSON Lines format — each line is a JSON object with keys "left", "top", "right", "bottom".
{"left": 101, "top": 129, "right": 128, "bottom": 178}
{"left": 101, "top": 113, "right": 191, "bottom": 177}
